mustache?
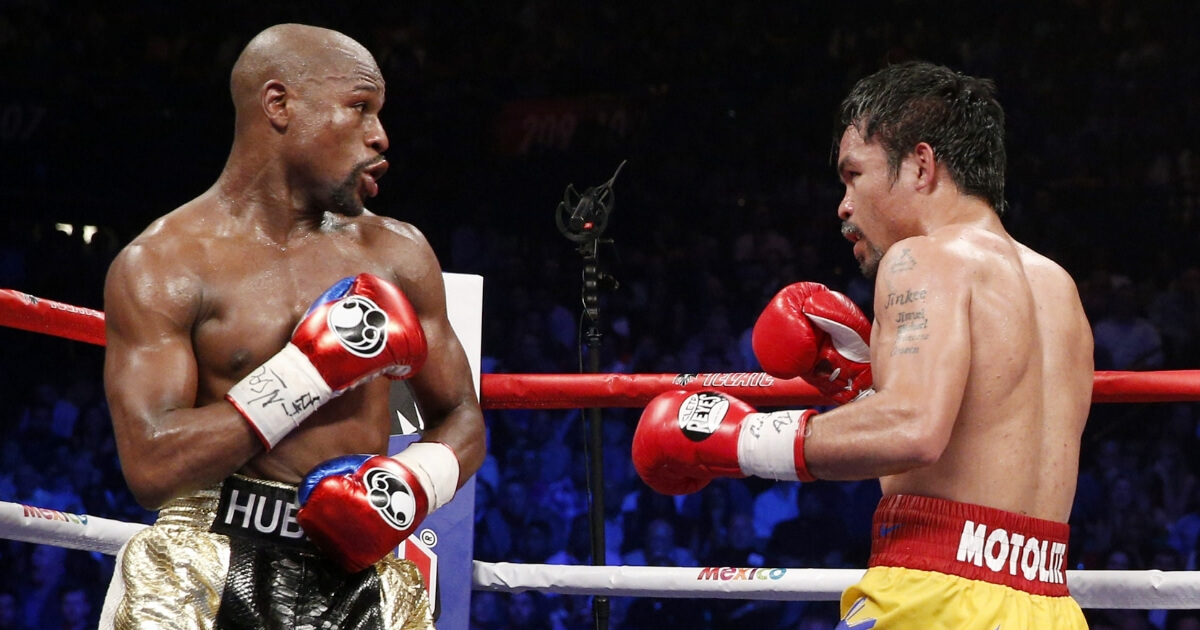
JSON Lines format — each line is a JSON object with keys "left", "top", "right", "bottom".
{"left": 841, "top": 222, "right": 863, "bottom": 239}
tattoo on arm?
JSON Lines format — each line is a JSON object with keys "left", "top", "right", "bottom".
{"left": 884, "top": 282, "right": 930, "bottom": 356}
{"left": 881, "top": 248, "right": 930, "bottom": 356}
{"left": 884, "top": 288, "right": 927, "bottom": 309}
{"left": 888, "top": 249, "right": 916, "bottom": 273}
{"left": 891, "top": 307, "right": 929, "bottom": 354}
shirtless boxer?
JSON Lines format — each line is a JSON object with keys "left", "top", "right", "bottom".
{"left": 100, "top": 24, "right": 485, "bottom": 629}
{"left": 633, "top": 61, "right": 1093, "bottom": 628}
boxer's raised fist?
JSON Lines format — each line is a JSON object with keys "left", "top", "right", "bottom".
{"left": 752, "top": 282, "right": 872, "bottom": 405}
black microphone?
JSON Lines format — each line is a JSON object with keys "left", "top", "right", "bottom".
{"left": 556, "top": 160, "right": 627, "bottom": 243}
{"left": 569, "top": 188, "right": 601, "bottom": 232}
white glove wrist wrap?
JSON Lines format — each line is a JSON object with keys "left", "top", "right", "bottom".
{"left": 226, "top": 343, "right": 334, "bottom": 449}
{"left": 392, "top": 442, "right": 460, "bottom": 513}
{"left": 737, "top": 410, "right": 807, "bottom": 481}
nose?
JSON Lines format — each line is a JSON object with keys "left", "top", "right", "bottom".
{"left": 838, "top": 192, "right": 853, "bottom": 221}
{"left": 367, "top": 116, "right": 389, "bottom": 153}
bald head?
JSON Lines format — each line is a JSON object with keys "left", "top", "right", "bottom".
{"left": 230, "top": 24, "right": 383, "bottom": 126}
{"left": 220, "top": 24, "right": 390, "bottom": 214}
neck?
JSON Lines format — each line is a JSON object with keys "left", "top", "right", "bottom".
{"left": 215, "top": 141, "right": 330, "bottom": 244}
{"left": 908, "top": 190, "right": 1000, "bottom": 237}
{"left": 210, "top": 186, "right": 327, "bottom": 246}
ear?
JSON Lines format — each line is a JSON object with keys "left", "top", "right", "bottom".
{"left": 261, "top": 80, "right": 289, "bottom": 131}
{"left": 911, "top": 141, "right": 938, "bottom": 192}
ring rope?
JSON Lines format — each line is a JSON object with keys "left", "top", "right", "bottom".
{"left": 0, "top": 499, "right": 146, "bottom": 556}
{"left": 473, "top": 563, "right": 1200, "bottom": 610}
{"left": 7, "top": 288, "right": 1200, "bottom": 609}
{"left": 0, "top": 498, "right": 1196, "bottom": 609}
{"left": 0, "top": 288, "right": 106, "bottom": 346}
{"left": 5, "top": 288, "right": 1199, "bottom": 406}
{"left": 479, "top": 370, "right": 1200, "bottom": 407}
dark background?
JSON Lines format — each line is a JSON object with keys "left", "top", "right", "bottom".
{"left": 2, "top": 2, "right": 1200, "bottom": 629}
{"left": 3, "top": 1, "right": 1196, "bottom": 278}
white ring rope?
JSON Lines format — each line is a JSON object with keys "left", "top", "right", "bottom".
{"left": 474, "top": 562, "right": 861, "bottom": 601}
{"left": 0, "top": 500, "right": 146, "bottom": 556}
{"left": 3, "top": 499, "right": 1198, "bottom": 609}
{"left": 474, "top": 563, "right": 1200, "bottom": 609}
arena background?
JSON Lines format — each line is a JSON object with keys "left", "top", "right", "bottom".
{"left": 1, "top": 2, "right": 1199, "bottom": 628}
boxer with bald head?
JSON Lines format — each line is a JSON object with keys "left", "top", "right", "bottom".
{"left": 634, "top": 62, "right": 1093, "bottom": 628}
{"left": 100, "top": 24, "right": 484, "bottom": 629}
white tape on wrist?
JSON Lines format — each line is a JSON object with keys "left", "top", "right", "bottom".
{"left": 392, "top": 442, "right": 460, "bottom": 513}
{"left": 737, "top": 410, "right": 807, "bottom": 481}
{"left": 226, "top": 343, "right": 334, "bottom": 449}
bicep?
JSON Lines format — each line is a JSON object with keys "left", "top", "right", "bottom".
{"left": 871, "top": 243, "right": 971, "bottom": 443}
{"left": 387, "top": 228, "right": 479, "bottom": 423}
{"left": 103, "top": 249, "right": 201, "bottom": 440}
{"left": 410, "top": 296, "right": 476, "bottom": 421}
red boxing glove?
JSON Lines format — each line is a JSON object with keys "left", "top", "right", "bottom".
{"left": 227, "top": 273, "right": 428, "bottom": 449}
{"left": 297, "top": 443, "right": 460, "bottom": 573}
{"left": 632, "top": 390, "right": 817, "bottom": 496}
{"left": 290, "top": 273, "right": 427, "bottom": 389}
{"left": 752, "top": 282, "right": 872, "bottom": 405}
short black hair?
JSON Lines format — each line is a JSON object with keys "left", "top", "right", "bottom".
{"left": 837, "top": 61, "right": 1008, "bottom": 214}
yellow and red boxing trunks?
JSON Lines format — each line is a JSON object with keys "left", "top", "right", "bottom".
{"left": 838, "top": 495, "right": 1088, "bottom": 630}
{"left": 100, "top": 475, "right": 432, "bottom": 630}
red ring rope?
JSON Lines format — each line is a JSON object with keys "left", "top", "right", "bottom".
{"left": 0, "top": 289, "right": 105, "bottom": 346}
{"left": 4, "top": 288, "right": 1199, "bottom": 407}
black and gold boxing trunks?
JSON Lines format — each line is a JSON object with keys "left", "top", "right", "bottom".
{"left": 100, "top": 475, "right": 433, "bottom": 630}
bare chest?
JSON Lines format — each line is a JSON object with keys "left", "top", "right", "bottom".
{"left": 190, "top": 238, "right": 394, "bottom": 390}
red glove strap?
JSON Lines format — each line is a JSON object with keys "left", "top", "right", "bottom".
{"left": 794, "top": 409, "right": 818, "bottom": 483}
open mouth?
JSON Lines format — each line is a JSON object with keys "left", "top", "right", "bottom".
{"left": 841, "top": 223, "right": 864, "bottom": 244}
{"left": 359, "top": 159, "right": 389, "bottom": 198}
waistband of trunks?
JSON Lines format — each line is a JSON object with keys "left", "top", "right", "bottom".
{"left": 208, "top": 475, "right": 316, "bottom": 551}
{"left": 868, "top": 494, "right": 1072, "bottom": 597}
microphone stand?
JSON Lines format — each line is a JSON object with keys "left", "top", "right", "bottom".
{"left": 555, "top": 161, "right": 625, "bottom": 630}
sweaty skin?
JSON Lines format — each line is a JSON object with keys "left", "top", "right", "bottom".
{"left": 805, "top": 125, "right": 1093, "bottom": 523}
{"left": 103, "top": 24, "right": 484, "bottom": 510}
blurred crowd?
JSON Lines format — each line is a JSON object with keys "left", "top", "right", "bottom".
{"left": 2, "top": 0, "right": 1200, "bottom": 628}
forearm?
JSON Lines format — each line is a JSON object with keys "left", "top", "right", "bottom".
{"left": 114, "top": 401, "right": 263, "bottom": 509}
{"left": 803, "top": 397, "right": 942, "bottom": 481}
{"left": 417, "top": 402, "right": 486, "bottom": 488}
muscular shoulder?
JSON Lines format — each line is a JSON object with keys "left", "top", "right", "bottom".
{"left": 347, "top": 212, "right": 444, "bottom": 302}
{"left": 353, "top": 212, "right": 439, "bottom": 275}
{"left": 877, "top": 232, "right": 972, "bottom": 285}
{"left": 117, "top": 204, "right": 215, "bottom": 276}
{"left": 873, "top": 228, "right": 1016, "bottom": 323}
{"left": 1015, "top": 244, "right": 1090, "bottom": 330}
{"left": 1015, "top": 243, "right": 1078, "bottom": 292}
{"left": 105, "top": 207, "right": 208, "bottom": 328}
{"left": 886, "top": 226, "right": 1022, "bottom": 281}
{"left": 353, "top": 212, "right": 429, "bottom": 250}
